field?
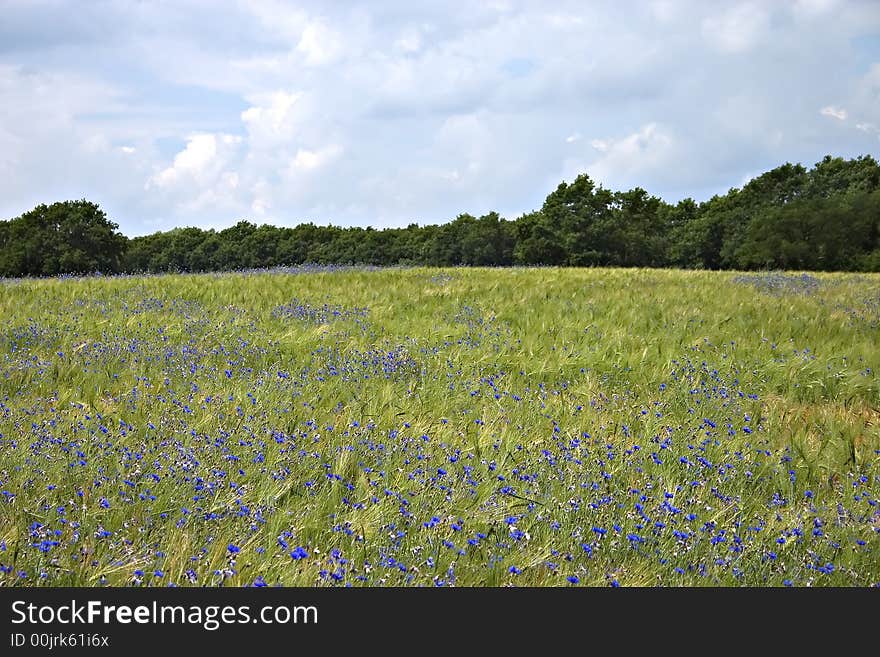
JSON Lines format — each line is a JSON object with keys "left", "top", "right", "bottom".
{"left": 0, "top": 266, "right": 878, "bottom": 587}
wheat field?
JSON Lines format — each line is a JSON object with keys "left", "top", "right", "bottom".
{"left": 0, "top": 266, "right": 877, "bottom": 586}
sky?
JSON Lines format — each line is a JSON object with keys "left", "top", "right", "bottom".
{"left": 1, "top": 0, "right": 879, "bottom": 237}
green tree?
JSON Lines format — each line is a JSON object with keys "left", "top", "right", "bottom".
{"left": 738, "top": 191, "right": 879, "bottom": 271}
{"left": 664, "top": 198, "right": 701, "bottom": 267}
{"left": 0, "top": 200, "right": 127, "bottom": 276}
{"left": 214, "top": 221, "right": 258, "bottom": 269}
{"left": 512, "top": 211, "right": 566, "bottom": 265}
{"left": 540, "top": 174, "right": 615, "bottom": 265}
{"left": 806, "top": 155, "right": 880, "bottom": 199}
{"left": 604, "top": 187, "right": 668, "bottom": 267}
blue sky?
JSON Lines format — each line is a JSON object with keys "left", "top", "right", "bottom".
{"left": 1, "top": 0, "right": 879, "bottom": 236}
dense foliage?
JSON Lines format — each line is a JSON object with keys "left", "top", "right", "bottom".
{"left": 0, "top": 200, "right": 127, "bottom": 277}
{"left": 2, "top": 155, "right": 879, "bottom": 276}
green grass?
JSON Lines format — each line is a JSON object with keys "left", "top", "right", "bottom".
{"left": 0, "top": 266, "right": 877, "bottom": 587}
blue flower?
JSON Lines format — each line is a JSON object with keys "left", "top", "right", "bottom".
{"left": 290, "top": 547, "right": 309, "bottom": 560}
{"left": 228, "top": 544, "right": 240, "bottom": 554}
{"left": 508, "top": 566, "right": 521, "bottom": 575}
{"left": 567, "top": 575, "right": 579, "bottom": 584}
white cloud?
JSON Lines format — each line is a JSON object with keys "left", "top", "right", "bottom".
{"left": 149, "top": 134, "right": 215, "bottom": 188}
{"left": 1, "top": 2, "right": 879, "bottom": 233}
{"left": 231, "top": 53, "right": 288, "bottom": 77}
{"left": 251, "top": 197, "right": 270, "bottom": 216}
{"left": 437, "top": 113, "right": 488, "bottom": 150}
{"left": 850, "top": 63, "right": 880, "bottom": 128}
{"left": 289, "top": 144, "right": 343, "bottom": 172}
{"left": 393, "top": 27, "right": 422, "bottom": 54}
{"left": 249, "top": 178, "right": 274, "bottom": 217}
{"left": 567, "top": 123, "right": 677, "bottom": 191}
{"left": 820, "top": 105, "right": 848, "bottom": 120}
{"left": 221, "top": 171, "right": 239, "bottom": 189}
{"left": 244, "top": 1, "right": 308, "bottom": 42}
{"left": 650, "top": 1, "right": 682, "bottom": 23}
{"left": 145, "top": 133, "right": 244, "bottom": 221}
{"left": 793, "top": 0, "right": 840, "bottom": 16}
{"left": 545, "top": 13, "right": 585, "bottom": 30}
{"left": 701, "top": 4, "right": 769, "bottom": 53}
{"left": 297, "top": 20, "right": 344, "bottom": 66}
{"left": 241, "top": 91, "right": 305, "bottom": 144}
{"left": 856, "top": 122, "right": 880, "bottom": 140}
{"left": 0, "top": 64, "right": 154, "bottom": 231}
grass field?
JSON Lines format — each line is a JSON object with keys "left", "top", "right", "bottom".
{"left": 0, "top": 266, "right": 878, "bottom": 587}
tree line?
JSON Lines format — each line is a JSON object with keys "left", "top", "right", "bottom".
{"left": 1, "top": 154, "right": 879, "bottom": 277}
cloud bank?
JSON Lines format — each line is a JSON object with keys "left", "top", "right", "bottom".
{"left": 1, "top": 0, "right": 878, "bottom": 235}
